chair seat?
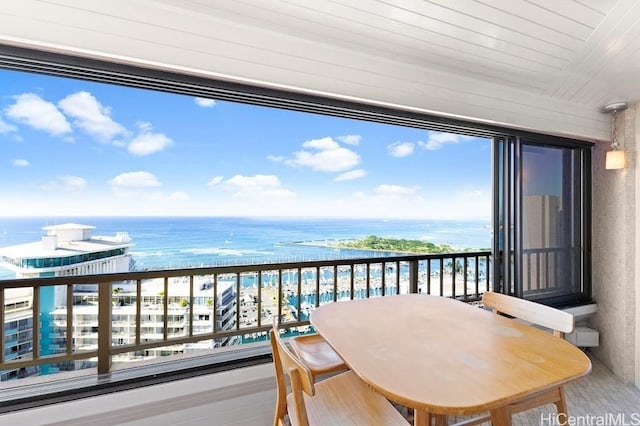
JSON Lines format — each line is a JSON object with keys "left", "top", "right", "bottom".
{"left": 287, "top": 371, "right": 407, "bottom": 425}
{"left": 290, "top": 334, "right": 347, "bottom": 376}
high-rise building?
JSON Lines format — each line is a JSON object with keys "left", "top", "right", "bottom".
{"left": 523, "top": 195, "right": 562, "bottom": 293}
{"left": 0, "top": 224, "right": 238, "bottom": 380}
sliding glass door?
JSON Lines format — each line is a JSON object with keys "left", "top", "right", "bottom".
{"left": 493, "top": 137, "right": 591, "bottom": 306}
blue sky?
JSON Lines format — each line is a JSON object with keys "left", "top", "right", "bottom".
{"left": 0, "top": 68, "right": 491, "bottom": 219}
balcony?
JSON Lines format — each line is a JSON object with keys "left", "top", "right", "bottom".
{"left": 0, "top": 1, "right": 639, "bottom": 420}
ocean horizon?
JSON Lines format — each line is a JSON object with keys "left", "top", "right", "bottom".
{"left": 0, "top": 216, "right": 491, "bottom": 279}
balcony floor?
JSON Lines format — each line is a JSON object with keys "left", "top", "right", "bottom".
{"left": 2, "top": 351, "right": 639, "bottom": 425}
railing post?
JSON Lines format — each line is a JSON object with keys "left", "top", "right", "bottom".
{"left": 98, "top": 281, "right": 112, "bottom": 374}
{"left": 409, "top": 260, "right": 419, "bottom": 294}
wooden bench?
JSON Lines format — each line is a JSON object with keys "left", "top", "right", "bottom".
{"left": 453, "top": 292, "right": 576, "bottom": 426}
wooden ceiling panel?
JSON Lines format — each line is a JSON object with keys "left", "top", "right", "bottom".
{"left": 545, "top": 0, "right": 640, "bottom": 103}
{"left": 220, "top": 0, "right": 570, "bottom": 70}
{"left": 574, "top": 0, "right": 620, "bottom": 15}
{"left": 525, "top": 0, "right": 609, "bottom": 28}
{"left": 425, "top": 0, "right": 585, "bottom": 51}
{"left": 473, "top": 0, "right": 597, "bottom": 40}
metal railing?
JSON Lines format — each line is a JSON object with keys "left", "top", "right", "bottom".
{"left": 521, "top": 247, "right": 585, "bottom": 301}
{"left": 1, "top": 251, "right": 491, "bottom": 379}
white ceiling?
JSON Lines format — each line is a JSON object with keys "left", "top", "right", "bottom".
{"left": 2, "top": 0, "right": 640, "bottom": 141}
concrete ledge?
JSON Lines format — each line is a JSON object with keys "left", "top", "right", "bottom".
{"left": 562, "top": 304, "right": 599, "bottom": 348}
{"left": 561, "top": 303, "right": 598, "bottom": 323}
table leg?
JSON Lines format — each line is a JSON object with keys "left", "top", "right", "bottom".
{"left": 414, "top": 409, "right": 430, "bottom": 426}
{"left": 414, "top": 409, "right": 447, "bottom": 426}
{"left": 490, "top": 406, "right": 512, "bottom": 426}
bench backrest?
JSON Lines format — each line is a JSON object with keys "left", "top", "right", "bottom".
{"left": 482, "top": 291, "right": 574, "bottom": 337}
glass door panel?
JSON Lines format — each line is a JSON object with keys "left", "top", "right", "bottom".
{"left": 492, "top": 137, "right": 591, "bottom": 306}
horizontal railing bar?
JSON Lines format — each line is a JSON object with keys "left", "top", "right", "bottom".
{"left": 1, "top": 350, "right": 99, "bottom": 370}
{"left": 108, "top": 326, "right": 283, "bottom": 356}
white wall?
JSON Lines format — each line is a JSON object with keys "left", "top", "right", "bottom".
{"left": 591, "top": 105, "right": 638, "bottom": 387}
{"left": 636, "top": 106, "right": 640, "bottom": 389}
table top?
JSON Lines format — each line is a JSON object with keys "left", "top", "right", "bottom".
{"left": 310, "top": 294, "right": 592, "bottom": 415}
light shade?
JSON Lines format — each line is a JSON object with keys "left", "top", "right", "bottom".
{"left": 606, "top": 150, "right": 625, "bottom": 169}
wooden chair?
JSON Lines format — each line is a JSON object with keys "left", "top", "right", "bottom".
{"left": 454, "top": 291, "right": 575, "bottom": 426}
{"left": 269, "top": 321, "right": 408, "bottom": 426}
{"left": 289, "top": 332, "right": 347, "bottom": 378}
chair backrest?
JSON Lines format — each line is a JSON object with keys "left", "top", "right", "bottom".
{"left": 482, "top": 291, "right": 574, "bottom": 337}
{"left": 270, "top": 320, "right": 315, "bottom": 426}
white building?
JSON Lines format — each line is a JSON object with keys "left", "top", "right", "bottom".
{"left": 0, "top": 223, "right": 133, "bottom": 281}
{"left": 50, "top": 278, "right": 238, "bottom": 369}
{"left": 0, "top": 224, "right": 134, "bottom": 380}
{"left": 1, "top": 288, "right": 37, "bottom": 381}
{"left": 1, "top": 224, "right": 240, "bottom": 375}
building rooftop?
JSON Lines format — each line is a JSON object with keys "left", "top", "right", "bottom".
{"left": 0, "top": 223, "right": 132, "bottom": 260}
{"left": 42, "top": 224, "right": 96, "bottom": 231}
{"left": 0, "top": 238, "right": 131, "bottom": 260}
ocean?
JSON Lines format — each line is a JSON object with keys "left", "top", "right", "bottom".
{"left": 0, "top": 216, "right": 491, "bottom": 279}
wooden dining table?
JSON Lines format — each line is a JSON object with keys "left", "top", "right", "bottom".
{"left": 310, "top": 294, "right": 592, "bottom": 426}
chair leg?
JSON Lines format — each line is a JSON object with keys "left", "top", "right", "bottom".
{"left": 272, "top": 400, "right": 287, "bottom": 426}
{"left": 272, "top": 381, "right": 288, "bottom": 426}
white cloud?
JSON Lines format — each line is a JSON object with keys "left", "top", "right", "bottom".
{"left": 207, "top": 176, "right": 224, "bottom": 186}
{"left": 195, "top": 97, "right": 216, "bottom": 107}
{"left": 418, "top": 132, "right": 474, "bottom": 151}
{"left": 266, "top": 155, "right": 285, "bottom": 162}
{"left": 375, "top": 184, "right": 419, "bottom": 196}
{"left": 271, "top": 137, "right": 360, "bottom": 172}
{"left": 41, "top": 175, "right": 87, "bottom": 191}
{"left": 12, "top": 159, "right": 29, "bottom": 167}
{"left": 137, "top": 121, "right": 153, "bottom": 132}
{"left": 127, "top": 123, "right": 172, "bottom": 156}
{"left": 334, "top": 169, "right": 367, "bottom": 182}
{"left": 108, "top": 171, "right": 162, "bottom": 188}
{"left": 58, "top": 91, "right": 127, "bottom": 141}
{"left": 212, "top": 174, "right": 294, "bottom": 198}
{"left": 337, "top": 134, "right": 361, "bottom": 145}
{"left": 302, "top": 137, "right": 338, "bottom": 150}
{"left": 0, "top": 117, "right": 18, "bottom": 134}
{"left": 387, "top": 142, "right": 415, "bottom": 158}
{"left": 5, "top": 93, "right": 71, "bottom": 136}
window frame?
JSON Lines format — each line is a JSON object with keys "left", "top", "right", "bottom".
{"left": 492, "top": 136, "right": 592, "bottom": 307}
{"left": 0, "top": 43, "right": 594, "bottom": 306}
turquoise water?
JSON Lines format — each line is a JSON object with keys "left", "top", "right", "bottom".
{"left": 0, "top": 216, "right": 491, "bottom": 279}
